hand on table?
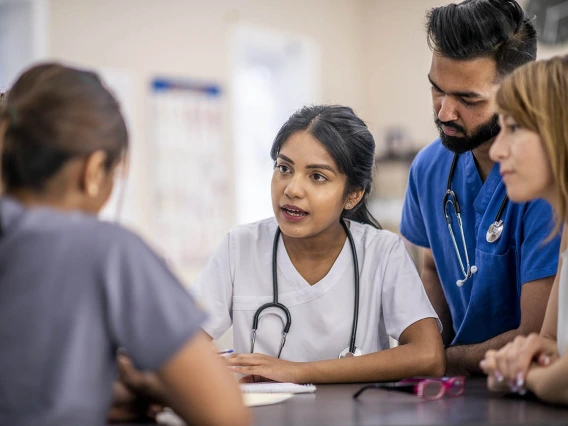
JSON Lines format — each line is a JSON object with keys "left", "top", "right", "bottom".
{"left": 227, "top": 353, "right": 304, "bottom": 383}
{"left": 480, "top": 333, "right": 559, "bottom": 394}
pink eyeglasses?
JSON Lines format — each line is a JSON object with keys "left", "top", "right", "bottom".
{"left": 353, "top": 376, "right": 466, "bottom": 401}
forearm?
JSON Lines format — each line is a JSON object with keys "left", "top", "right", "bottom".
{"left": 446, "top": 329, "right": 520, "bottom": 375}
{"left": 423, "top": 283, "right": 453, "bottom": 344}
{"left": 526, "top": 356, "right": 568, "bottom": 405}
{"left": 297, "top": 341, "right": 445, "bottom": 384}
{"left": 420, "top": 255, "right": 454, "bottom": 345}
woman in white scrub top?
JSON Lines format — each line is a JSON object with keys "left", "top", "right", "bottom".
{"left": 481, "top": 56, "right": 568, "bottom": 405}
{"left": 193, "top": 105, "right": 445, "bottom": 384}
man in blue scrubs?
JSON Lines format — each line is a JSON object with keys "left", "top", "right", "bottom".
{"left": 401, "top": 0, "right": 561, "bottom": 375}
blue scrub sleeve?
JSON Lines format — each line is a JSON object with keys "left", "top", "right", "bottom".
{"left": 400, "top": 159, "right": 431, "bottom": 248}
{"left": 520, "top": 199, "right": 561, "bottom": 284}
{"left": 103, "top": 229, "right": 207, "bottom": 371}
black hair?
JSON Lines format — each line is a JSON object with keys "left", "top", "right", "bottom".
{"left": 270, "top": 105, "right": 381, "bottom": 229}
{"left": 426, "top": 0, "right": 537, "bottom": 78}
{"left": 0, "top": 63, "right": 128, "bottom": 191}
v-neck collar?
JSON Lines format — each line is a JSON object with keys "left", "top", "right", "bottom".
{"left": 463, "top": 152, "right": 502, "bottom": 215}
{"left": 276, "top": 228, "right": 351, "bottom": 294}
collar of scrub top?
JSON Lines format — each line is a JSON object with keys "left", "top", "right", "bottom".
{"left": 443, "top": 153, "right": 509, "bottom": 287}
{"left": 250, "top": 218, "right": 362, "bottom": 359}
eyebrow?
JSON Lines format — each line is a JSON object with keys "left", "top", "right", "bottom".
{"left": 428, "top": 75, "right": 483, "bottom": 99}
{"left": 277, "top": 154, "right": 338, "bottom": 175}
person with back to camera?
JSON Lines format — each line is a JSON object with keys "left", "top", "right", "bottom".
{"left": 480, "top": 55, "right": 568, "bottom": 405}
{"left": 193, "top": 105, "right": 445, "bottom": 384}
{"left": 400, "top": 0, "right": 561, "bottom": 375}
{"left": 0, "top": 63, "right": 249, "bottom": 426}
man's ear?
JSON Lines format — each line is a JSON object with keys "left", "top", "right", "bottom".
{"left": 81, "top": 151, "right": 108, "bottom": 198}
{"left": 344, "top": 188, "right": 365, "bottom": 210}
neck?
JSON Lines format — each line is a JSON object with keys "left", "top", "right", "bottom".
{"left": 281, "top": 220, "right": 347, "bottom": 262}
{"left": 471, "top": 139, "right": 496, "bottom": 182}
{"left": 7, "top": 188, "right": 81, "bottom": 212}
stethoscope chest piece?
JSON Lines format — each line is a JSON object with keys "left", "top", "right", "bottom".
{"left": 338, "top": 346, "right": 362, "bottom": 358}
{"left": 337, "top": 346, "right": 363, "bottom": 358}
{"left": 486, "top": 220, "right": 504, "bottom": 243}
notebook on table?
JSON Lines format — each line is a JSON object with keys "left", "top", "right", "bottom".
{"left": 243, "top": 393, "right": 294, "bottom": 407}
{"left": 240, "top": 382, "right": 317, "bottom": 394}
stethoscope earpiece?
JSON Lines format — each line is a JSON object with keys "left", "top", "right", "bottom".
{"left": 455, "top": 265, "right": 477, "bottom": 287}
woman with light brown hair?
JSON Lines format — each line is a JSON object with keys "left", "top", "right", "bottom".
{"left": 481, "top": 55, "right": 568, "bottom": 405}
{"left": 0, "top": 64, "right": 249, "bottom": 426}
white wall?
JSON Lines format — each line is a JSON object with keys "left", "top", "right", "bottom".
{"left": 0, "top": 0, "right": 48, "bottom": 90}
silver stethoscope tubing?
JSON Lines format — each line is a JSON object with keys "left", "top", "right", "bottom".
{"left": 443, "top": 153, "right": 509, "bottom": 287}
{"left": 250, "top": 218, "right": 362, "bottom": 359}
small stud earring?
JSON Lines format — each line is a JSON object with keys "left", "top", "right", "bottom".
{"left": 346, "top": 203, "right": 352, "bottom": 209}
{"left": 88, "top": 184, "right": 100, "bottom": 197}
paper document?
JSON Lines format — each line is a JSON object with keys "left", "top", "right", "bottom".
{"left": 243, "top": 393, "right": 294, "bottom": 407}
{"left": 240, "top": 382, "right": 316, "bottom": 394}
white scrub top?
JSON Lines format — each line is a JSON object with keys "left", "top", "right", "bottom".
{"left": 192, "top": 218, "right": 440, "bottom": 362}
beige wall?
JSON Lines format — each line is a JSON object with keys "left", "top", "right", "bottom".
{"left": 48, "top": 0, "right": 446, "bottom": 230}
{"left": 48, "top": 0, "right": 370, "bottom": 249}
{"left": 47, "top": 0, "right": 568, "bottom": 251}
{"left": 360, "top": 0, "right": 446, "bottom": 150}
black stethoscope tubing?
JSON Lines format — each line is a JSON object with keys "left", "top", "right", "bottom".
{"left": 251, "top": 218, "right": 360, "bottom": 358}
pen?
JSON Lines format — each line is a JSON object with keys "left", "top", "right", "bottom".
{"left": 217, "top": 349, "right": 234, "bottom": 356}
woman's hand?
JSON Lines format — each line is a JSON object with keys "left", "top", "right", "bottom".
{"left": 480, "top": 333, "right": 559, "bottom": 393}
{"left": 107, "top": 381, "right": 163, "bottom": 423}
{"left": 117, "top": 354, "right": 167, "bottom": 403}
{"left": 227, "top": 353, "right": 305, "bottom": 383}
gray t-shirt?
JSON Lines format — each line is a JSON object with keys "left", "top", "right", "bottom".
{"left": 0, "top": 197, "right": 206, "bottom": 426}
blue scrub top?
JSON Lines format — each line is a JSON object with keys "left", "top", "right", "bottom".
{"left": 401, "top": 139, "right": 560, "bottom": 345}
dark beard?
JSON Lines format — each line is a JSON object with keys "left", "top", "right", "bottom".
{"left": 435, "top": 114, "right": 500, "bottom": 154}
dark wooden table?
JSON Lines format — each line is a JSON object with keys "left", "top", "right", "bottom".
{"left": 117, "top": 378, "right": 567, "bottom": 426}
{"left": 247, "top": 378, "right": 568, "bottom": 426}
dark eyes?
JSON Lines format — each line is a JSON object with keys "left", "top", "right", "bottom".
{"left": 311, "top": 173, "right": 327, "bottom": 182}
{"left": 460, "top": 98, "right": 478, "bottom": 107}
{"left": 275, "top": 164, "right": 328, "bottom": 182}
{"left": 431, "top": 86, "right": 479, "bottom": 107}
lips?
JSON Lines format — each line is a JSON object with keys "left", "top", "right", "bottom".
{"left": 441, "top": 125, "right": 460, "bottom": 136}
{"left": 281, "top": 204, "right": 308, "bottom": 217}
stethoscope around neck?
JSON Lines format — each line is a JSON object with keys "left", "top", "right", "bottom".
{"left": 443, "top": 153, "right": 509, "bottom": 287}
{"left": 250, "top": 218, "right": 362, "bottom": 359}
